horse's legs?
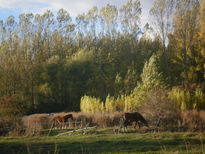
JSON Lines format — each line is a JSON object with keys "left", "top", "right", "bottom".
{"left": 124, "top": 120, "right": 129, "bottom": 132}
{"left": 133, "top": 121, "right": 141, "bottom": 129}
{"left": 62, "top": 119, "right": 66, "bottom": 129}
{"left": 137, "top": 121, "right": 141, "bottom": 129}
{"left": 55, "top": 120, "right": 59, "bottom": 129}
{"left": 57, "top": 120, "right": 61, "bottom": 129}
{"left": 55, "top": 120, "right": 58, "bottom": 129}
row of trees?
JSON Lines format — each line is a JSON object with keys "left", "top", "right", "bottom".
{"left": 0, "top": 0, "right": 204, "bottom": 114}
{"left": 80, "top": 54, "right": 204, "bottom": 113}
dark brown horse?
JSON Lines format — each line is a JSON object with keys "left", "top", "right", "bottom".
{"left": 123, "top": 112, "right": 149, "bottom": 129}
{"left": 54, "top": 114, "right": 73, "bottom": 128}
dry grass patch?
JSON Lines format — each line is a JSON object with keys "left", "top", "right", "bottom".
{"left": 21, "top": 112, "right": 123, "bottom": 135}
{"left": 181, "top": 110, "right": 205, "bottom": 131}
{"left": 19, "top": 109, "right": 205, "bottom": 136}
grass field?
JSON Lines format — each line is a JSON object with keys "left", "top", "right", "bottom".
{"left": 0, "top": 128, "right": 205, "bottom": 153}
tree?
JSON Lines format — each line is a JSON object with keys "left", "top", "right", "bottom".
{"left": 133, "top": 54, "right": 168, "bottom": 106}
{"left": 150, "top": 0, "right": 175, "bottom": 77}
{"left": 56, "top": 9, "right": 75, "bottom": 58}
{"left": 86, "top": 6, "right": 98, "bottom": 44}
{"left": 120, "top": 0, "right": 142, "bottom": 68}
{"left": 100, "top": 4, "right": 118, "bottom": 38}
{"left": 140, "top": 54, "right": 167, "bottom": 90}
{"left": 170, "top": 0, "right": 200, "bottom": 84}
{"left": 120, "top": 0, "right": 141, "bottom": 35}
{"left": 198, "top": 0, "right": 205, "bottom": 81}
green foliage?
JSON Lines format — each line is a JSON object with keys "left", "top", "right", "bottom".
{"left": 194, "top": 89, "right": 205, "bottom": 109}
{"left": 169, "top": 0, "right": 203, "bottom": 84}
{"left": 0, "top": 95, "right": 28, "bottom": 129}
{"left": 168, "top": 88, "right": 205, "bottom": 110}
{"left": 132, "top": 53, "right": 168, "bottom": 107}
{"left": 80, "top": 93, "right": 139, "bottom": 113}
{"left": 123, "top": 94, "right": 137, "bottom": 112}
{"left": 0, "top": 95, "right": 28, "bottom": 118}
{"left": 105, "top": 95, "right": 116, "bottom": 112}
{"left": 140, "top": 54, "right": 167, "bottom": 90}
{"left": 0, "top": 0, "right": 204, "bottom": 113}
{"left": 115, "top": 96, "right": 125, "bottom": 111}
{"left": 123, "top": 69, "right": 139, "bottom": 94}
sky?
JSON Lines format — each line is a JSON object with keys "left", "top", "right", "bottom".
{"left": 0, "top": 0, "right": 154, "bottom": 26}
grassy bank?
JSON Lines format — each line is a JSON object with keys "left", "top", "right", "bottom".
{"left": 0, "top": 128, "right": 205, "bottom": 153}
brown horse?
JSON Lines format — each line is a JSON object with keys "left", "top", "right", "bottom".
{"left": 53, "top": 114, "right": 73, "bottom": 128}
{"left": 123, "top": 112, "right": 149, "bottom": 129}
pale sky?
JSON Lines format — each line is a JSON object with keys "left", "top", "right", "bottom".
{"left": 0, "top": 0, "right": 154, "bottom": 26}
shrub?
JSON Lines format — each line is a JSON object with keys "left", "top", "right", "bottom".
{"left": 131, "top": 54, "right": 168, "bottom": 108}
{"left": 181, "top": 110, "right": 205, "bottom": 131}
{"left": 22, "top": 113, "right": 52, "bottom": 136}
{"left": 80, "top": 94, "right": 141, "bottom": 113}
{"left": 123, "top": 94, "right": 136, "bottom": 112}
{"left": 194, "top": 89, "right": 205, "bottom": 109}
{"left": 80, "top": 95, "right": 104, "bottom": 113}
{"left": 115, "top": 95, "right": 125, "bottom": 111}
{"left": 168, "top": 87, "right": 205, "bottom": 110}
{"left": 0, "top": 95, "right": 28, "bottom": 135}
{"left": 139, "top": 89, "right": 181, "bottom": 129}
{"left": 105, "top": 95, "right": 116, "bottom": 112}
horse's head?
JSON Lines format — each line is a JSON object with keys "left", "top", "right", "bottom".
{"left": 123, "top": 120, "right": 130, "bottom": 127}
{"left": 63, "top": 114, "right": 74, "bottom": 121}
{"left": 70, "top": 114, "right": 74, "bottom": 120}
{"left": 144, "top": 121, "right": 149, "bottom": 128}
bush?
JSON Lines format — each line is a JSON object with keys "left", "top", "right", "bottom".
{"left": 105, "top": 95, "right": 116, "bottom": 112}
{"left": 80, "top": 95, "right": 104, "bottom": 113}
{"left": 131, "top": 54, "right": 168, "bottom": 108}
{"left": 22, "top": 113, "right": 53, "bottom": 136}
{"left": 168, "top": 87, "right": 205, "bottom": 110}
{"left": 0, "top": 95, "right": 28, "bottom": 135}
{"left": 181, "top": 110, "right": 205, "bottom": 131}
{"left": 80, "top": 94, "right": 140, "bottom": 113}
{"left": 139, "top": 89, "right": 181, "bottom": 129}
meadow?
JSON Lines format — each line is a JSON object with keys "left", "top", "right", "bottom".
{"left": 0, "top": 128, "right": 205, "bottom": 154}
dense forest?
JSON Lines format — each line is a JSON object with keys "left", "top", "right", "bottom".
{"left": 0, "top": 0, "right": 204, "bottom": 116}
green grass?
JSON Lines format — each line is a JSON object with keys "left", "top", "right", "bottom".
{"left": 0, "top": 128, "right": 205, "bottom": 153}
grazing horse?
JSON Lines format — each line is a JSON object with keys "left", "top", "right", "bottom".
{"left": 53, "top": 114, "right": 73, "bottom": 128}
{"left": 123, "top": 112, "right": 149, "bottom": 129}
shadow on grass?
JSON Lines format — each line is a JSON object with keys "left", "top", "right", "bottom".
{"left": 0, "top": 135, "right": 204, "bottom": 153}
